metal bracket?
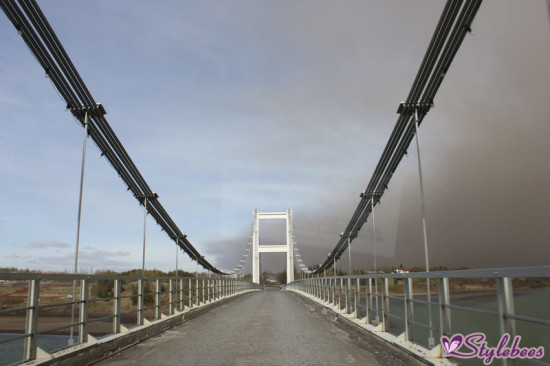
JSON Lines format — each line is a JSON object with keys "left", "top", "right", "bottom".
{"left": 69, "top": 103, "right": 106, "bottom": 119}
{"left": 135, "top": 192, "right": 159, "bottom": 205}
{"left": 396, "top": 101, "right": 432, "bottom": 116}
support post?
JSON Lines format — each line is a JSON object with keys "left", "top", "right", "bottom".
{"left": 195, "top": 277, "right": 199, "bottom": 305}
{"left": 179, "top": 278, "right": 184, "bottom": 310}
{"left": 366, "top": 278, "right": 373, "bottom": 324}
{"left": 381, "top": 278, "right": 389, "bottom": 332}
{"left": 169, "top": 278, "right": 174, "bottom": 315}
{"left": 497, "top": 277, "right": 516, "bottom": 337}
{"left": 404, "top": 278, "right": 414, "bottom": 341}
{"left": 188, "top": 278, "right": 193, "bottom": 308}
{"left": 114, "top": 279, "right": 121, "bottom": 333}
{"left": 155, "top": 279, "right": 161, "bottom": 319}
{"left": 438, "top": 277, "right": 451, "bottom": 338}
{"left": 353, "top": 277, "right": 359, "bottom": 318}
{"left": 24, "top": 279, "right": 40, "bottom": 361}
{"left": 138, "top": 279, "right": 145, "bottom": 325}
{"left": 79, "top": 279, "right": 89, "bottom": 343}
{"left": 338, "top": 277, "right": 343, "bottom": 310}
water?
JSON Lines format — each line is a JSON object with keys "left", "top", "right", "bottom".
{"left": 0, "top": 334, "right": 75, "bottom": 366}
{"left": 385, "top": 288, "right": 550, "bottom": 365}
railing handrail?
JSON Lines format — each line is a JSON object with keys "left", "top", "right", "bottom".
{"left": 0, "top": 272, "right": 233, "bottom": 281}
{"left": 295, "top": 266, "right": 550, "bottom": 281}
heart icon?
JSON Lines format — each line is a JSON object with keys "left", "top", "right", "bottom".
{"left": 441, "top": 334, "right": 464, "bottom": 355}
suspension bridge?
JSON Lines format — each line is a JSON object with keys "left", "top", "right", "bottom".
{"left": 1, "top": 0, "right": 549, "bottom": 365}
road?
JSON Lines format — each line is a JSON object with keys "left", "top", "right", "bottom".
{"left": 99, "top": 287, "right": 401, "bottom": 366}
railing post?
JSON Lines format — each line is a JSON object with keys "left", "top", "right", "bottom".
{"left": 24, "top": 278, "right": 40, "bottom": 361}
{"left": 188, "top": 278, "right": 193, "bottom": 308}
{"left": 179, "top": 278, "right": 184, "bottom": 310}
{"left": 311, "top": 277, "right": 318, "bottom": 297}
{"left": 324, "top": 277, "right": 328, "bottom": 303}
{"left": 169, "top": 278, "right": 174, "bottom": 315}
{"left": 497, "top": 277, "right": 516, "bottom": 337}
{"left": 404, "top": 278, "right": 414, "bottom": 341}
{"left": 155, "top": 279, "right": 161, "bottom": 320}
{"left": 366, "top": 278, "right": 373, "bottom": 323}
{"left": 79, "top": 279, "right": 89, "bottom": 343}
{"left": 331, "top": 277, "right": 335, "bottom": 306}
{"left": 381, "top": 278, "right": 389, "bottom": 331}
{"left": 438, "top": 277, "right": 451, "bottom": 338}
{"left": 213, "top": 278, "right": 216, "bottom": 301}
{"left": 202, "top": 279, "right": 206, "bottom": 304}
{"left": 195, "top": 278, "right": 199, "bottom": 305}
{"left": 315, "top": 277, "right": 319, "bottom": 299}
{"left": 338, "top": 277, "right": 343, "bottom": 310}
{"left": 114, "top": 279, "right": 121, "bottom": 333}
{"left": 213, "top": 279, "right": 216, "bottom": 301}
{"left": 138, "top": 279, "right": 145, "bottom": 325}
{"left": 211, "top": 278, "right": 215, "bottom": 302}
{"left": 353, "top": 277, "right": 359, "bottom": 318}
{"left": 345, "top": 277, "right": 350, "bottom": 314}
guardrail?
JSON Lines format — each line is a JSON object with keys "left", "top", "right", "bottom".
{"left": 287, "top": 267, "right": 550, "bottom": 366}
{"left": 0, "top": 273, "right": 257, "bottom": 365}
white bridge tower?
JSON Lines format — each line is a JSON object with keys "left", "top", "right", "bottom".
{"left": 252, "top": 209, "right": 294, "bottom": 284}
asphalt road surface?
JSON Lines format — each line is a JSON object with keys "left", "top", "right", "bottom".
{"left": 99, "top": 287, "right": 402, "bottom": 366}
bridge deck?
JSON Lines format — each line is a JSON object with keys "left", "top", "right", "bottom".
{"left": 98, "top": 287, "right": 398, "bottom": 365}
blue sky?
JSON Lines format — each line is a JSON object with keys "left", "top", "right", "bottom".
{"left": 1, "top": 0, "right": 550, "bottom": 274}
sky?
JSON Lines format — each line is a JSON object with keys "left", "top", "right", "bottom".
{"left": 1, "top": 0, "right": 549, "bottom": 275}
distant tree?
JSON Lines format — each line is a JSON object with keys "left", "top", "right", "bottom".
{"left": 277, "top": 271, "right": 287, "bottom": 284}
{"left": 92, "top": 279, "right": 114, "bottom": 299}
{"left": 167, "top": 269, "right": 194, "bottom": 277}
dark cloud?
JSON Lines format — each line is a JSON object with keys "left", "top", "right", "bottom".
{"left": 203, "top": 0, "right": 550, "bottom": 273}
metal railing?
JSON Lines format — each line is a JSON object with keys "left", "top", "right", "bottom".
{"left": 0, "top": 273, "right": 257, "bottom": 364}
{"left": 287, "top": 266, "right": 550, "bottom": 366}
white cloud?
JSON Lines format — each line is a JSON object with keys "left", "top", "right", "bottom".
{"left": 29, "top": 240, "right": 71, "bottom": 249}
